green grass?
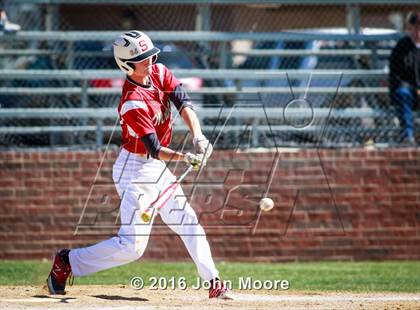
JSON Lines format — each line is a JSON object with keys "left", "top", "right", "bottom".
{"left": 0, "top": 260, "right": 419, "bottom": 292}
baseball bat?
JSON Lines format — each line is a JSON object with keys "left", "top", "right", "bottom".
{"left": 140, "top": 165, "right": 194, "bottom": 223}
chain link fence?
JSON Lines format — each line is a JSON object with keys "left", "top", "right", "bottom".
{"left": 0, "top": 1, "right": 419, "bottom": 149}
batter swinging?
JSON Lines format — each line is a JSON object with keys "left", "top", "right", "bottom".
{"left": 46, "top": 31, "right": 233, "bottom": 300}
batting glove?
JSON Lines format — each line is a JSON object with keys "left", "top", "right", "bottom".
{"left": 184, "top": 152, "right": 206, "bottom": 171}
{"left": 193, "top": 135, "right": 213, "bottom": 160}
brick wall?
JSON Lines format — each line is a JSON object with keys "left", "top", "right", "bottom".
{"left": 0, "top": 148, "right": 419, "bottom": 261}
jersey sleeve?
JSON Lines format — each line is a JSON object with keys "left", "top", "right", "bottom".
{"left": 140, "top": 133, "right": 162, "bottom": 159}
{"left": 169, "top": 84, "right": 194, "bottom": 112}
{"left": 120, "top": 100, "right": 155, "bottom": 138}
{"left": 159, "top": 64, "right": 180, "bottom": 93}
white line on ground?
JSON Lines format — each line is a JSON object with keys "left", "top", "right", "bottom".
{"left": 234, "top": 294, "right": 420, "bottom": 302}
{"left": 0, "top": 298, "right": 75, "bottom": 303}
{"left": 2, "top": 294, "right": 420, "bottom": 308}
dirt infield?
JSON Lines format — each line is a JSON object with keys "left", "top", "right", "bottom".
{"left": 0, "top": 286, "right": 419, "bottom": 310}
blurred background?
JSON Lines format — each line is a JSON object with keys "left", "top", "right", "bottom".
{"left": 0, "top": 0, "right": 419, "bottom": 150}
{"left": 0, "top": 1, "right": 419, "bottom": 266}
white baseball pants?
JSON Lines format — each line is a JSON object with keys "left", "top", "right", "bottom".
{"left": 69, "top": 148, "right": 219, "bottom": 281}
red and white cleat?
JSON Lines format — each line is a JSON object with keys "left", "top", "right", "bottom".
{"left": 46, "top": 249, "right": 72, "bottom": 295}
{"left": 209, "top": 278, "right": 235, "bottom": 300}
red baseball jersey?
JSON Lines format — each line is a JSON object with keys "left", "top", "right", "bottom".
{"left": 117, "top": 63, "right": 180, "bottom": 154}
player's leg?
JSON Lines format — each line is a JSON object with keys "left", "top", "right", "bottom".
{"left": 158, "top": 183, "right": 234, "bottom": 299}
{"left": 68, "top": 184, "right": 156, "bottom": 277}
{"left": 68, "top": 152, "right": 160, "bottom": 276}
{"left": 47, "top": 186, "right": 156, "bottom": 294}
{"left": 47, "top": 151, "right": 157, "bottom": 294}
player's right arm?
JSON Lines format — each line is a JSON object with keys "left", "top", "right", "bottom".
{"left": 157, "top": 145, "right": 204, "bottom": 170}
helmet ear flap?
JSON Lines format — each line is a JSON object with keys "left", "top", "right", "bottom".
{"left": 117, "top": 60, "right": 134, "bottom": 75}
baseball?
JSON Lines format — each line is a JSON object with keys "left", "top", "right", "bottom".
{"left": 259, "top": 198, "right": 274, "bottom": 212}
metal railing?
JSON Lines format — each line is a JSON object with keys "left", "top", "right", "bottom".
{"left": 0, "top": 107, "right": 406, "bottom": 147}
{"left": 0, "top": 69, "right": 388, "bottom": 80}
{"left": 0, "top": 30, "right": 402, "bottom": 42}
{"left": 0, "top": 29, "right": 402, "bottom": 148}
{"left": 0, "top": 67, "right": 390, "bottom": 107}
{"left": 10, "top": 0, "right": 420, "bottom": 6}
{"left": 0, "top": 86, "right": 388, "bottom": 95}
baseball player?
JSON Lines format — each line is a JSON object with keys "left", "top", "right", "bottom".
{"left": 46, "top": 31, "right": 233, "bottom": 300}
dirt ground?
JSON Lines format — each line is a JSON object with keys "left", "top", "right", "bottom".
{"left": 0, "top": 285, "right": 419, "bottom": 310}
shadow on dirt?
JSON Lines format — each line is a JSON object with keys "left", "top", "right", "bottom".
{"left": 32, "top": 294, "right": 77, "bottom": 303}
{"left": 92, "top": 294, "right": 148, "bottom": 302}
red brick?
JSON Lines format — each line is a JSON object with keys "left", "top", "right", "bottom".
{"left": 0, "top": 149, "right": 420, "bottom": 260}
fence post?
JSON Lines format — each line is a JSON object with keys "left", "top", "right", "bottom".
{"left": 252, "top": 118, "right": 259, "bottom": 147}
{"left": 220, "top": 41, "right": 228, "bottom": 69}
{"left": 65, "top": 42, "right": 74, "bottom": 69}
{"left": 81, "top": 80, "right": 89, "bottom": 108}
{"left": 96, "top": 119, "right": 104, "bottom": 147}
{"left": 371, "top": 45, "right": 379, "bottom": 69}
{"left": 346, "top": 4, "right": 361, "bottom": 35}
{"left": 196, "top": 4, "right": 211, "bottom": 52}
{"left": 45, "top": 4, "right": 59, "bottom": 31}
{"left": 196, "top": 4, "right": 211, "bottom": 31}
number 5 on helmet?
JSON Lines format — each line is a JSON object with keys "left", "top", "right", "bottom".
{"left": 113, "top": 31, "right": 160, "bottom": 76}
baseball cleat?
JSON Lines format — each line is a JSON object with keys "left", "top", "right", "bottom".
{"left": 209, "top": 278, "right": 235, "bottom": 300}
{"left": 46, "top": 249, "right": 72, "bottom": 295}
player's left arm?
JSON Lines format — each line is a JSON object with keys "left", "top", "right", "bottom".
{"left": 163, "top": 64, "right": 213, "bottom": 158}
{"left": 169, "top": 85, "right": 213, "bottom": 158}
{"left": 180, "top": 106, "right": 213, "bottom": 159}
